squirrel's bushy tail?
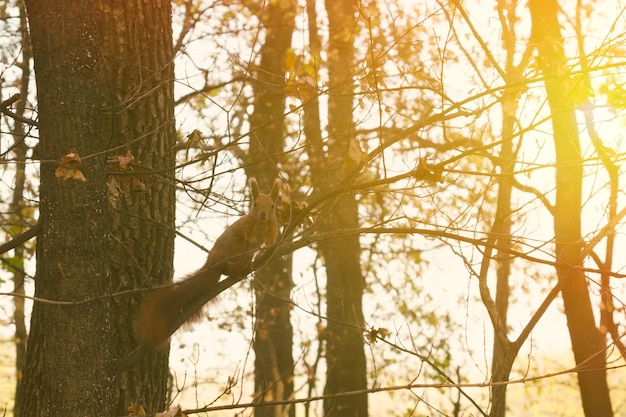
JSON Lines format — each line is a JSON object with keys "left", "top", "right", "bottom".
{"left": 133, "top": 268, "right": 221, "bottom": 348}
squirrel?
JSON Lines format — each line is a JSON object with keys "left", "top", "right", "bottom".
{"left": 133, "top": 178, "right": 281, "bottom": 349}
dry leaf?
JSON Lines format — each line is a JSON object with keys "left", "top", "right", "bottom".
{"left": 60, "top": 152, "right": 81, "bottom": 165}
{"left": 117, "top": 150, "right": 136, "bottom": 170}
{"left": 109, "top": 150, "right": 137, "bottom": 171}
{"left": 55, "top": 165, "right": 70, "bottom": 180}
{"left": 55, "top": 151, "right": 87, "bottom": 182}
{"left": 72, "top": 169, "right": 87, "bottom": 182}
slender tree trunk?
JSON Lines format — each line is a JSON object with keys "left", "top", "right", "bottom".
{"left": 247, "top": 1, "right": 296, "bottom": 416}
{"left": 320, "top": 1, "right": 368, "bottom": 416}
{"left": 9, "top": 2, "right": 32, "bottom": 401}
{"left": 96, "top": 0, "right": 176, "bottom": 413}
{"left": 15, "top": 1, "right": 114, "bottom": 415}
{"left": 488, "top": 104, "right": 515, "bottom": 417}
{"left": 488, "top": 3, "right": 526, "bottom": 414}
{"left": 529, "top": 1, "right": 612, "bottom": 415}
{"left": 301, "top": 2, "right": 326, "bottom": 413}
{"left": 303, "top": 0, "right": 324, "bottom": 180}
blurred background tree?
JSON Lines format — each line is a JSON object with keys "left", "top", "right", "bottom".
{"left": 1, "top": 0, "right": 626, "bottom": 416}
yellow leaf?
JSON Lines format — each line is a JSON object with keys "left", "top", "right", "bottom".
{"left": 284, "top": 48, "right": 297, "bottom": 72}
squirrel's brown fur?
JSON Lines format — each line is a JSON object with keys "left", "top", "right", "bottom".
{"left": 133, "top": 178, "right": 281, "bottom": 348}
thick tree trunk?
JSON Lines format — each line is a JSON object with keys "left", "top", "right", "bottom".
{"left": 15, "top": 1, "right": 114, "bottom": 416}
{"left": 247, "top": 1, "right": 296, "bottom": 416}
{"left": 96, "top": 0, "right": 176, "bottom": 413}
{"left": 529, "top": 1, "right": 612, "bottom": 415}
{"left": 320, "top": 1, "right": 368, "bottom": 416}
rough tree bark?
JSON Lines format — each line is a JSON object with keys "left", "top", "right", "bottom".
{"left": 15, "top": 1, "right": 114, "bottom": 415}
{"left": 529, "top": 0, "right": 612, "bottom": 415}
{"left": 246, "top": 1, "right": 296, "bottom": 416}
{"left": 96, "top": 0, "right": 176, "bottom": 413}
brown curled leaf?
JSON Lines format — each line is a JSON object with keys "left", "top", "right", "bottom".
{"left": 56, "top": 151, "right": 87, "bottom": 182}
{"left": 60, "top": 151, "right": 81, "bottom": 165}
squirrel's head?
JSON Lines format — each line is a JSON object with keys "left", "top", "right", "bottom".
{"left": 249, "top": 178, "right": 281, "bottom": 224}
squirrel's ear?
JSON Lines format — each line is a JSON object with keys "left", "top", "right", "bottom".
{"left": 271, "top": 178, "right": 281, "bottom": 199}
{"left": 249, "top": 178, "right": 260, "bottom": 198}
